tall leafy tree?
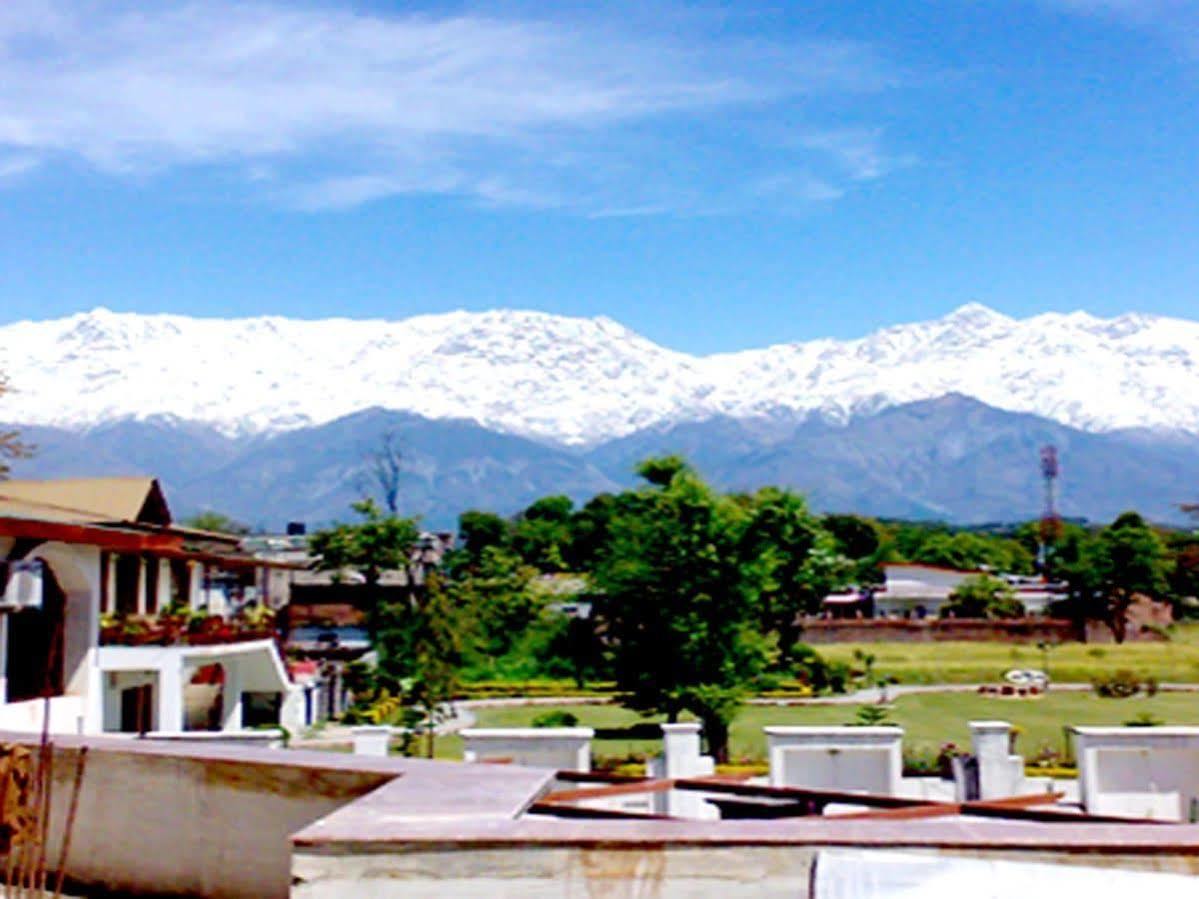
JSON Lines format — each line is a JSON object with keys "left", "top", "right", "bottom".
{"left": 454, "top": 510, "right": 511, "bottom": 571}
{"left": 743, "top": 488, "right": 851, "bottom": 662}
{"left": 511, "top": 495, "right": 574, "bottom": 572}
{"left": 1092, "top": 512, "right": 1170, "bottom": 643}
{"left": 593, "top": 458, "right": 771, "bottom": 761}
{"left": 309, "top": 499, "right": 421, "bottom": 637}
{"left": 377, "top": 571, "right": 463, "bottom": 758}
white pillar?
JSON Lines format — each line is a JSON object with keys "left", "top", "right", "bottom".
{"left": 352, "top": 726, "right": 392, "bottom": 757}
{"left": 158, "top": 658, "right": 184, "bottom": 733}
{"left": 971, "top": 720, "right": 1024, "bottom": 800}
{"left": 221, "top": 662, "right": 243, "bottom": 731}
{"left": 156, "top": 562, "right": 171, "bottom": 612}
{"left": 104, "top": 554, "right": 117, "bottom": 615}
{"left": 652, "top": 723, "right": 716, "bottom": 819}
{"left": 136, "top": 558, "right": 147, "bottom": 616}
{"left": 0, "top": 614, "right": 8, "bottom": 704}
{"left": 188, "top": 563, "right": 202, "bottom": 610}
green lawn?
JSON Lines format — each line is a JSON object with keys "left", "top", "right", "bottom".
{"left": 446, "top": 690, "right": 1199, "bottom": 764}
{"left": 816, "top": 624, "right": 1199, "bottom": 685}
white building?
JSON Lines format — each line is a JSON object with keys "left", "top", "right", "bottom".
{"left": 0, "top": 477, "right": 307, "bottom": 737}
{"left": 871, "top": 563, "right": 1063, "bottom": 618}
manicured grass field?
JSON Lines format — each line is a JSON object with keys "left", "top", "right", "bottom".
{"left": 447, "top": 690, "right": 1199, "bottom": 764}
{"left": 816, "top": 624, "right": 1199, "bottom": 685}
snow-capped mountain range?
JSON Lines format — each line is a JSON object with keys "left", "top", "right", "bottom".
{"left": 2, "top": 302, "right": 1198, "bottom": 445}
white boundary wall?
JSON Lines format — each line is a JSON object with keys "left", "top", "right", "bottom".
{"left": 1073, "top": 727, "right": 1199, "bottom": 821}
{"left": 765, "top": 726, "right": 903, "bottom": 794}
{"left": 461, "top": 727, "right": 594, "bottom": 772}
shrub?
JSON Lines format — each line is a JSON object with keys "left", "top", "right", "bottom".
{"left": 848, "top": 704, "right": 892, "bottom": 726}
{"left": 1124, "top": 712, "right": 1163, "bottom": 727}
{"left": 1092, "top": 669, "right": 1142, "bottom": 699}
{"left": 531, "top": 710, "right": 580, "bottom": 728}
{"left": 903, "top": 748, "right": 940, "bottom": 777}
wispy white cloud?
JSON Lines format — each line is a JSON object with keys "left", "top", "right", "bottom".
{"left": 0, "top": 154, "right": 38, "bottom": 179}
{"left": 0, "top": 1, "right": 906, "bottom": 213}
{"left": 1041, "top": 0, "right": 1199, "bottom": 55}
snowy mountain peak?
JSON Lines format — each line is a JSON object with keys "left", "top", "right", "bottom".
{"left": 2, "top": 304, "right": 1198, "bottom": 445}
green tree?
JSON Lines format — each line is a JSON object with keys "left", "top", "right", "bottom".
{"left": 593, "top": 458, "right": 771, "bottom": 762}
{"left": 382, "top": 571, "right": 463, "bottom": 758}
{"left": 309, "top": 499, "right": 421, "bottom": 637}
{"left": 183, "top": 510, "right": 250, "bottom": 535}
{"left": 454, "top": 546, "right": 542, "bottom": 664}
{"left": 511, "top": 495, "right": 574, "bottom": 572}
{"left": 1091, "top": 512, "right": 1171, "bottom": 643}
{"left": 823, "top": 514, "right": 881, "bottom": 560}
{"left": 742, "top": 488, "right": 852, "bottom": 663}
{"left": 454, "top": 510, "right": 510, "bottom": 571}
{"left": 941, "top": 573, "right": 1024, "bottom": 619}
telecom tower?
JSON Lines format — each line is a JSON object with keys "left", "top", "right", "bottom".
{"left": 1037, "top": 445, "right": 1061, "bottom": 573}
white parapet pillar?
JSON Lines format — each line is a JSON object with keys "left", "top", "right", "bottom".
{"left": 765, "top": 726, "right": 903, "bottom": 794}
{"left": 352, "top": 725, "right": 393, "bottom": 757}
{"left": 969, "top": 720, "right": 1025, "bottom": 800}
{"left": 460, "top": 728, "right": 594, "bottom": 772}
{"left": 649, "top": 723, "right": 717, "bottom": 819}
{"left": 157, "top": 657, "right": 184, "bottom": 733}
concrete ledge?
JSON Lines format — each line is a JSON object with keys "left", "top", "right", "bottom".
{"left": 461, "top": 727, "right": 595, "bottom": 772}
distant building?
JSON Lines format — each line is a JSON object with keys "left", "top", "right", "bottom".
{"left": 823, "top": 563, "right": 1066, "bottom": 619}
{"left": 248, "top": 529, "right": 454, "bottom": 719}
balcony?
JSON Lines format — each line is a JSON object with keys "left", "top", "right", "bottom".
{"left": 99, "top": 607, "right": 278, "bottom": 647}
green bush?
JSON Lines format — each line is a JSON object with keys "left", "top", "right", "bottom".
{"left": 1091, "top": 669, "right": 1142, "bottom": 698}
{"left": 531, "top": 710, "right": 580, "bottom": 728}
{"left": 848, "top": 704, "right": 892, "bottom": 726}
{"left": 1124, "top": 711, "right": 1163, "bottom": 727}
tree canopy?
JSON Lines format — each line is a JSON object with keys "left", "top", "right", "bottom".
{"left": 942, "top": 573, "right": 1024, "bottom": 619}
{"left": 594, "top": 459, "right": 778, "bottom": 760}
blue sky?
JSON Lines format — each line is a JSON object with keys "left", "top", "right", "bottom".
{"left": 0, "top": 0, "right": 1197, "bottom": 353}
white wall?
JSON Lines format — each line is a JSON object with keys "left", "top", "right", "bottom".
{"left": 22, "top": 737, "right": 397, "bottom": 899}
{"left": 765, "top": 726, "right": 903, "bottom": 794}
{"left": 461, "top": 728, "right": 594, "bottom": 772}
{"left": 1074, "top": 727, "right": 1199, "bottom": 821}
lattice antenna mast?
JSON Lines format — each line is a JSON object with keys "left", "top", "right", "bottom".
{"left": 1037, "top": 445, "right": 1061, "bottom": 573}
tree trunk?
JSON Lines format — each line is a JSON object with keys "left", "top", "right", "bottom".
{"left": 701, "top": 712, "right": 731, "bottom": 764}
{"left": 1109, "top": 592, "right": 1130, "bottom": 644}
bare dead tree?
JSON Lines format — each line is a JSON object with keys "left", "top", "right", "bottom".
{"left": 0, "top": 375, "right": 31, "bottom": 479}
{"left": 361, "top": 429, "right": 404, "bottom": 516}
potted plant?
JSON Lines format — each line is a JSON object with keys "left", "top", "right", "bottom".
{"left": 99, "top": 611, "right": 123, "bottom": 644}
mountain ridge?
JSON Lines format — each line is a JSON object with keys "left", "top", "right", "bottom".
{"left": 3, "top": 303, "right": 1199, "bottom": 444}
{"left": 6, "top": 394, "right": 1197, "bottom": 529}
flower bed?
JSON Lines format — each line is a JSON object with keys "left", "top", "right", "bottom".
{"left": 99, "top": 611, "right": 278, "bottom": 647}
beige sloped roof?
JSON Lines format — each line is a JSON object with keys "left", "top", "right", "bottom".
{"left": 0, "top": 477, "right": 169, "bottom": 525}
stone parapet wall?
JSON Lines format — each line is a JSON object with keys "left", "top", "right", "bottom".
{"left": 799, "top": 618, "right": 1082, "bottom": 644}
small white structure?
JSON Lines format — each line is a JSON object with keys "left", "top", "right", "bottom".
{"left": 648, "top": 723, "right": 717, "bottom": 819}
{"left": 351, "top": 725, "right": 393, "bottom": 757}
{"left": 97, "top": 638, "right": 295, "bottom": 734}
{"left": 1073, "top": 726, "right": 1199, "bottom": 821}
{"left": 968, "top": 720, "right": 1025, "bottom": 800}
{"left": 765, "top": 726, "right": 902, "bottom": 794}
{"left": 461, "top": 727, "right": 593, "bottom": 772}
